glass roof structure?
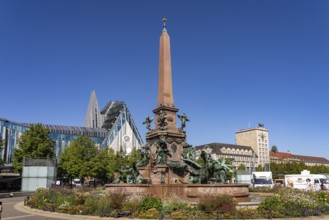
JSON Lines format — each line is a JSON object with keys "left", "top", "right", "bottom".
{"left": 0, "top": 92, "right": 143, "bottom": 162}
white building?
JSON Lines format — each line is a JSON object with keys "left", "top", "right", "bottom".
{"left": 236, "top": 124, "right": 270, "bottom": 170}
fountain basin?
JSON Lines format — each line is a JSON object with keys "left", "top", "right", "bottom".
{"left": 105, "top": 183, "right": 250, "bottom": 202}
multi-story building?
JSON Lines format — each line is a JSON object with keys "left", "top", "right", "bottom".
{"left": 194, "top": 143, "right": 257, "bottom": 171}
{"left": 270, "top": 151, "right": 329, "bottom": 167}
{"left": 0, "top": 91, "right": 143, "bottom": 163}
{"left": 235, "top": 124, "right": 270, "bottom": 170}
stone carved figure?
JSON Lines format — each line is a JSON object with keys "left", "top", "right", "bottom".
{"left": 154, "top": 135, "right": 171, "bottom": 165}
{"left": 112, "top": 162, "right": 142, "bottom": 184}
{"left": 182, "top": 141, "right": 195, "bottom": 160}
{"left": 136, "top": 144, "right": 150, "bottom": 167}
{"left": 189, "top": 169, "right": 201, "bottom": 184}
{"left": 157, "top": 110, "right": 167, "bottom": 130}
{"left": 199, "top": 150, "right": 232, "bottom": 183}
{"left": 177, "top": 113, "right": 189, "bottom": 131}
{"left": 143, "top": 116, "right": 154, "bottom": 131}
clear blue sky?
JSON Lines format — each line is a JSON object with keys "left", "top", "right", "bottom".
{"left": 1, "top": 1, "right": 329, "bottom": 158}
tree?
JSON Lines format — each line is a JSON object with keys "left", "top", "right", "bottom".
{"left": 58, "top": 136, "right": 98, "bottom": 183}
{"left": 0, "top": 139, "right": 4, "bottom": 149}
{"left": 126, "top": 148, "right": 141, "bottom": 166}
{"left": 237, "top": 164, "right": 246, "bottom": 171}
{"left": 270, "top": 161, "right": 325, "bottom": 175}
{"left": 13, "top": 124, "right": 55, "bottom": 173}
{"left": 0, "top": 139, "right": 4, "bottom": 172}
{"left": 106, "top": 148, "right": 118, "bottom": 180}
{"left": 271, "top": 145, "right": 278, "bottom": 153}
{"left": 256, "top": 165, "right": 264, "bottom": 171}
{"left": 90, "top": 148, "right": 116, "bottom": 184}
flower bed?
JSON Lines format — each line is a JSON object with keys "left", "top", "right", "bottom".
{"left": 27, "top": 187, "right": 329, "bottom": 219}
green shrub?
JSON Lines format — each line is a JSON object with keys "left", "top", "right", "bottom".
{"left": 232, "top": 208, "right": 262, "bottom": 219}
{"left": 27, "top": 188, "right": 48, "bottom": 209}
{"left": 315, "top": 191, "right": 329, "bottom": 205}
{"left": 27, "top": 187, "right": 329, "bottom": 219}
{"left": 137, "top": 209, "right": 160, "bottom": 219}
{"left": 198, "top": 194, "right": 237, "bottom": 213}
{"left": 28, "top": 188, "right": 76, "bottom": 210}
{"left": 257, "top": 194, "right": 284, "bottom": 218}
{"left": 98, "top": 195, "right": 113, "bottom": 217}
{"left": 139, "top": 195, "right": 162, "bottom": 211}
{"left": 83, "top": 194, "right": 100, "bottom": 214}
{"left": 108, "top": 190, "right": 129, "bottom": 210}
{"left": 258, "top": 194, "right": 283, "bottom": 211}
{"left": 162, "top": 196, "right": 192, "bottom": 213}
{"left": 123, "top": 198, "right": 142, "bottom": 214}
{"left": 279, "top": 188, "right": 320, "bottom": 210}
{"left": 257, "top": 188, "right": 323, "bottom": 218}
{"left": 249, "top": 187, "right": 278, "bottom": 193}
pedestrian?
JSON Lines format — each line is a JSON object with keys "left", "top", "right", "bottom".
{"left": 0, "top": 201, "right": 3, "bottom": 220}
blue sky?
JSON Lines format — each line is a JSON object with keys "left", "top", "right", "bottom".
{"left": 1, "top": 1, "right": 329, "bottom": 157}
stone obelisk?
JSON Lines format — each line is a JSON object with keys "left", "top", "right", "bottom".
{"left": 145, "top": 19, "right": 188, "bottom": 184}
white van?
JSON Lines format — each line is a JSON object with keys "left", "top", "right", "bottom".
{"left": 251, "top": 171, "right": 274, "bottom": 188}
{"left": 73, "top": 178, "right": 82, "bottom": 187}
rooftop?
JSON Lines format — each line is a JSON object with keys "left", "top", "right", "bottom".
{"left": 270, "top": 151, "right": 329, "bottom": 164}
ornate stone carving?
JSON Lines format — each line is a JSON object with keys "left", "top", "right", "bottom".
{"left": 157, "top": 110, "right": 167, "bottom": 130}
{"left": 171, "top": 144, "right": 177, "bottom": 153}
{"left": 177, "top": 113, "right": 189, "bottom": 131}
{"left": 136, "top": 144, "right": 150, "bottom": 168}
{"left": 143, "top": 116, "right": 154, "bottom": 131}
{"left": 154, "top": 135, "right": 171, "bottom": 165}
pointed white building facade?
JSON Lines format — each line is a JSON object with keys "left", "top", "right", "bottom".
{"left": 84, "top": 90, "right": 102, "bottom": 128}
{"left": 84, "top": 91, "right": 143, "bottom": 153}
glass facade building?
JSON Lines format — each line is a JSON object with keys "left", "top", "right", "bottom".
{"left": 0, "top": 97, "right": 143, "bottom": 163}
{"left": 0, "top": 119, "right": 29, "bottom": 163}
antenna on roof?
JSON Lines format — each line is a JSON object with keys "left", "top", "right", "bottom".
{"left": 248, "top": 121, "right": 250, "bottom": 128}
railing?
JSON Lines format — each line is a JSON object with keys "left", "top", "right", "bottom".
{"left": 150, "top": 207, "right": 329, "bottom": 219}
{"left": 154, "top": 208, "right": 327, "bottom": 219}
{"left": 23, "top": 157, "right": 57, "bottom": 167}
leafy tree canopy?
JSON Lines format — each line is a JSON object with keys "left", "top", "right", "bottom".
{"left": 0, "top": 139, "right": 4, "bottom": 149}
{"left": 271, "top": 145, "right": 278, "bottom": 153}
{"left": 0, "top": 140, "right": 5, "bottom": 172}
{"left": 270, "top": 161, "right": 329, "bottom": 175}
{"left": 237, "top": 164, "right": 246, "bottom": 170}
{"left": 13, "top": 123, "right": 55, "bottom": 173}
{"left": 256, "top": 165, "right": 264, "bottom": 171}
{"left": 126, "top": 148, "right": 141, "bottom": 167}
{"left": 58, "top": 136, "right": 98, "bottom": 180}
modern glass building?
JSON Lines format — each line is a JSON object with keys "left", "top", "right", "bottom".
{"left": 0, "top": 119, "right": 29, "bottom": 163}
{"left": 0, "top": 91, "right": 143, "bottom": 163}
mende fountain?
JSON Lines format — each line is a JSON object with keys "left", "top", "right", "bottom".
{"left": 106, "top": 19, "right": 249, "bottom": 202}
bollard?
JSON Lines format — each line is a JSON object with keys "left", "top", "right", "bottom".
{"left": 217, "top": 209, "right": 221, "bottom": 220}
{"left": 268, "top": 207, "right": 272, "bottom": 219}
{"left": 159, "top": 210, "right": 164, "bottom": 220}
{"left": 24, "top": 196, "right": 30, "bottom": 206}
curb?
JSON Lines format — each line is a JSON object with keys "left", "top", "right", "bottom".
{"left": 15, "top": 201, "right": 132, "bottom": 220}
